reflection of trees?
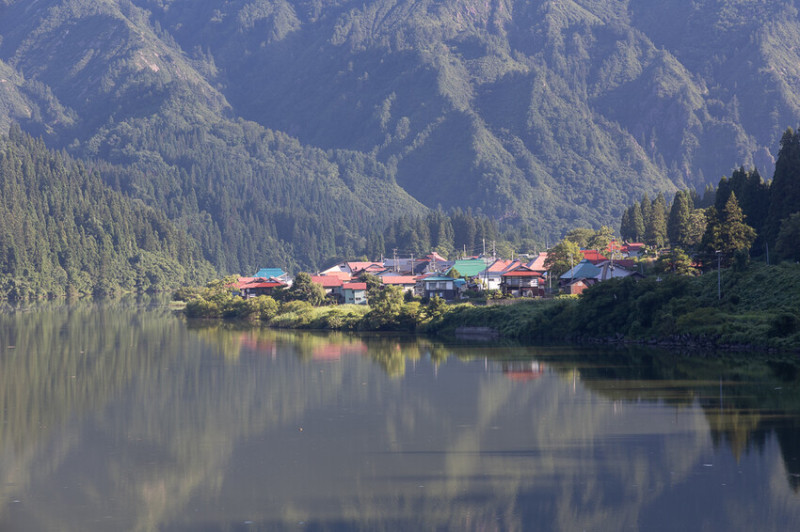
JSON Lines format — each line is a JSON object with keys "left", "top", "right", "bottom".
{"left": 3, "top": 307, "right": 800, "bottom": 530}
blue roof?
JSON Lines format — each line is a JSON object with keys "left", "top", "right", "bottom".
{"left": 254, "top": 267, "right": 286, "bottom": 278}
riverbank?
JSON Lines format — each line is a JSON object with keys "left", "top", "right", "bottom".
{"left": 177, "top": 263, "right": 800, "bottom": 352}
{"left": 427, "top": 262, "right": 800, "bottom": 352}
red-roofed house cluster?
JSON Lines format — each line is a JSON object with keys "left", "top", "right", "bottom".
{"left": 235, "top": 243, "right": 645, "bottom": 304}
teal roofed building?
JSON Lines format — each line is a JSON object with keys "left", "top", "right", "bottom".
{"left": 254, "top": 267, "right": 288, "bottom": 280}
{"left": 447, "top": 259, "right": 489, "bottom": 278}
{"left": 559, "top": 260, "right": 601, "bottom": 284}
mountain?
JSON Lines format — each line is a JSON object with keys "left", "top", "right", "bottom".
{"left": 1, "top": 0, "right": 799, "bottom": 274}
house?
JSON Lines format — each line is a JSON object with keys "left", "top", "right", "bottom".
{"left": 346, "top": 262, "right": 386, "bottom": 276}
{"left": 236, "top": 277, "right": 287, "bottom": 298}
{"left": 448, "top": 258, "right": 490, "bottom": 279}
{"left": 479, "top": 259, "right": 522, "bottom": 291}
{"left": 564, "top": 278, "right": 594, "bottom": 295}
{"left": 579, "top": 250, "right": 609, "bottom": 264}
{"left": 500, "top": 265, "right": 545, "bottom": 297}
{"left": 341, "top": 282, "right": 368, "bottom": 305}
{"left": 527, "top": 252, "right": 549, "bottom": 272}
{"left": 421, "top": 275, "right": 458, "bottom": 301}
{"left": 620, "top": 243, "right": 646, "bottom": 258}
{"left": 380, "top": 276, "right": 418, "bottom": 295}
{"left": 319, "top": 261, "right": 383, "bottom": 276}
{"left": 311, "top": 275, "right": 346, "bottom": 298}
{"left": 559, "top": 260, "right": 602, "bottom": 287}
{"left": 253, "top": 267, "right": 289, "bottom": 282}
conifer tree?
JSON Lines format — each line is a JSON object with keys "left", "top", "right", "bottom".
{"left": 767, "top": 128, "right": 800, "bottom": 245}
{"left": 702, "top": 193, "right": 756, "bottom": 266}
{"left": 645, "top": 193, "right": 668, "bottom": 248}
{"left": 667, "top": 191, "right": 692, "bottom": 247}
{"left": 632, "top": 201, "right": 645, "bottom": 242}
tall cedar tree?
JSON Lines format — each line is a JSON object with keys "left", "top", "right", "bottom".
{"left": 632, "top": 201, "right": 646, "bottom": 242}
{"left": 667, "top": 190, "right": 692, "bottom": 248}
{"left": 767, "top": 128, "right": 800, "bottom": 245}
{"left": 646, "top": 193, "right": 668, "bottom": 248}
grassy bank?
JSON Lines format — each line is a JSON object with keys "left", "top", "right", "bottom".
{"left": 427, "top": 263, "right": 800, "bottom": 351}
{"left": 177, "top": 263, "right": 800, "bottom": 351}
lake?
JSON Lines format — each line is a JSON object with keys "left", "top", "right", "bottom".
{"left": 1, "top": 300, "right": 799, "bottom": 531}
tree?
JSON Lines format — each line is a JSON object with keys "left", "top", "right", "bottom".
{"left": 775, "top": 212, "right": 800, "bottom": 262}
{"left": 544, "top": 239, "right": 581, "bottom": 278}
{"left": 667, "top": 190, "right": 692, "bottom": 247}
{"left": 619, "top": 207, "right": 634, "bottom": 242}
{"left": 654, "top": 248, "right": 696, "bottom": 276}
{"left": 767, "top": 128, "right": 800, "bottom": 245}
{"left": 288, "top": 272, "right": 326, "bottom": 306}
{"left": 587, "top": 226, "right": 614, "bottom": 252}
{"left": 631, "top": 201, "right": 646, "bottom": 242}
{"left": 564, "top": 228, "right": 594, "bottom": 248}
{"left": 702, "top": 193, "right": 757, "bottom": 267}
{"left": 645, "top": 193, "right": 668, "bottom": 248}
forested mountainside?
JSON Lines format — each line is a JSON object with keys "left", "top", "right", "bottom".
{"left": 0, "top": 126, "right": 216, "bottom": 298}
{"left": 1, "top": 0, "right": 799, "bottom": 277}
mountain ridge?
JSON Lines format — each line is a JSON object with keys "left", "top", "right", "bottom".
{"left": 0, "top": 0, "right": 799, "bottom": 274}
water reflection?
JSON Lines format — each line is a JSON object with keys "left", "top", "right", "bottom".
{"left": 0, "top": 304, "right": 798, "bottom": 530}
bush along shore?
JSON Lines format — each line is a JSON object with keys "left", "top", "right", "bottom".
{"left": 174, "top": 263, "right": 800, "bottom": 352}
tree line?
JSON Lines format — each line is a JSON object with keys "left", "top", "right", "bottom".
{"left": 618, "top": 128, "right": 800, "bottom": 270}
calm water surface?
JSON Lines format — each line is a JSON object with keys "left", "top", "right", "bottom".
{"left": 1, "top": 301, "right": 800, "bottom": 531}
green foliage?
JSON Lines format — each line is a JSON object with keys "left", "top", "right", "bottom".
{"left": 544, "top": 239, "right": 581, "bottom": 278}
{"left": 776, "top": 212, "right": 800, "bottom": 262}
{"left": 286, "top": 272, "right": 326, "bottom": 306}
{"left": 0, "top": 127, "right": 213, "bottom": 300}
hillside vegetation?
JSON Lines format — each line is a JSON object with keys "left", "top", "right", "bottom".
{"left": 1, "top": 0, "right": 800, "bottom": 275}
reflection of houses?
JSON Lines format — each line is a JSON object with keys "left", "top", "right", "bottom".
{"left": 341, "top": 282, "right": 368, "bottom": 305}
{"left": 422, "top": 276, "right": 458, "bottom": 300}
{"left": 502, "top": 361, "right": 545, "bottom": 381}
{"left": 236, "top": 277, "right": 287, "bottom": 298}
{"left": 501, "top": 265, "right": 545, "bottom": 297}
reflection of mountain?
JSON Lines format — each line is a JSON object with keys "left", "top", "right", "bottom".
{"left": 1, "top": 310, "right": 800, "bottom": 530}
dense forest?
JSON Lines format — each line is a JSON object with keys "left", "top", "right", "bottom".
{"left": 0, "top": 126, "right": 216, "bottom": 298}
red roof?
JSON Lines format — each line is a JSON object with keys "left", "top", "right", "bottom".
{"left": 486, "top": 259, "right": 519, "bottom": 273}
{"left": 311, "top": 275, "right": 344, "bottom": 288}
{"left": 321, "top": 271, "right": 352, "bottom": 281}
{"left": 580, "top": 250, "right": 608, "bottom": 263}
{"left": 342, "top": 282, "right": 367, "bottom": 290}
{"left": 381, "top": 276, "right": 418, "bottom": 285}
{"left": 501, "top": 265, "right": 543, "bottom": 277}
{"left": 527, "top": 252, "right": 548, "bottom": 271}
{"left": 236, "top": 277, "right": 286, "bottom": 289}
{"left": 425, "top": 252, "right": 447, "bottom": 262}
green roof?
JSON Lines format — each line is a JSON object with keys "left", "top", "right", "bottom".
{"left": 560, "top": 260, "right": 601, "bottom": 280}
{"left": 447, "top": 259, "right": 488, "bottom": 278}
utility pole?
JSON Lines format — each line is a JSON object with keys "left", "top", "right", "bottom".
{"left": 716, "top": 250, "right": 721, "bottom": 300}
{"left": 410, "top": 253, "right": 414, "bottom": 275}
{"left": 393, "top": 248, "right": 398, "bottom": 273}
{"left": 483, "top": 238, "right": 486, "bottom": 257}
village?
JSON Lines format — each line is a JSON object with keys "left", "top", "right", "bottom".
{"left": 233, "top": 243, "right": 647, "bottom": 305}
